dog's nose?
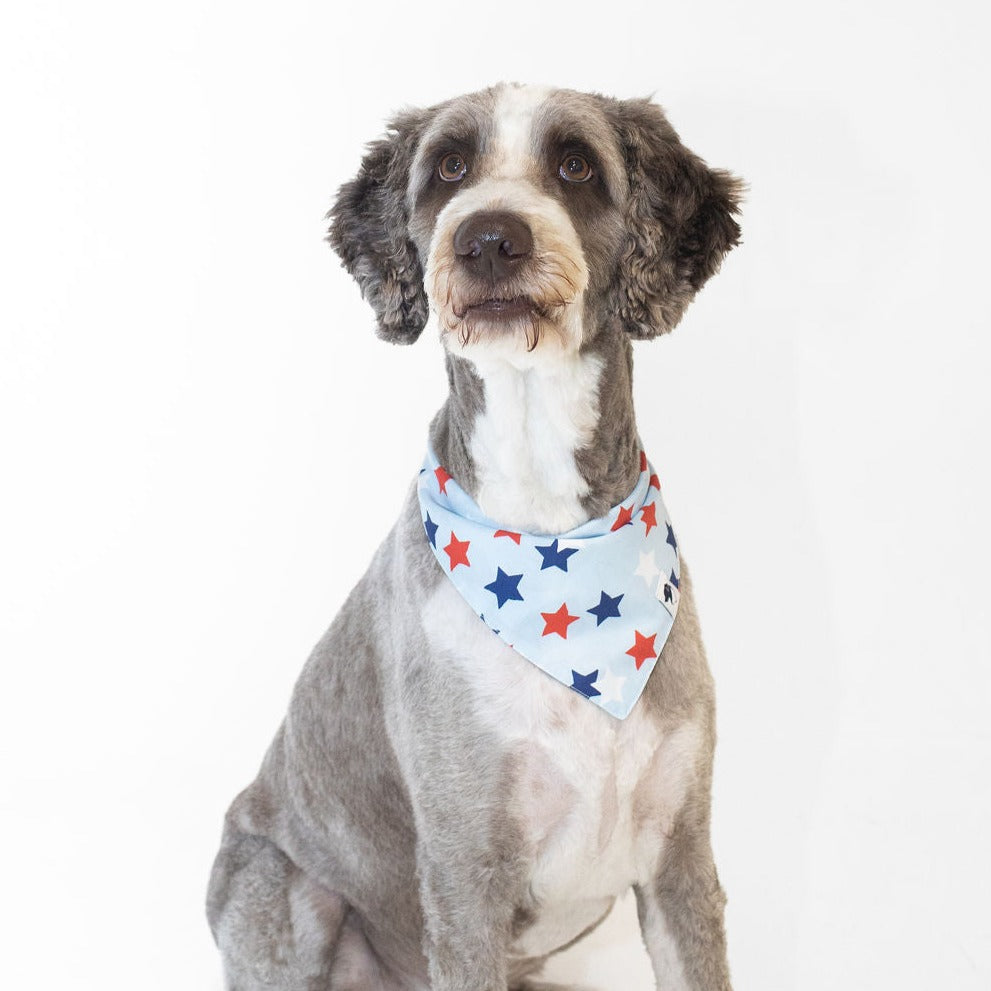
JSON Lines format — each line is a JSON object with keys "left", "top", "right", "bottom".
{"left": 453, "top": 211, "right": 533, "bottom": 281}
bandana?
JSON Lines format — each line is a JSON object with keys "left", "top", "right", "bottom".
{"left": 416, "top": 447, "right": 681, "bottom": 719}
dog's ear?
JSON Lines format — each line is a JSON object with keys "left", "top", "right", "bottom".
{"left": 607, "top": 99, "right": 744, "bottom": 338}
{"left": 327, "top": 109, "right": 430, "bottom": 344}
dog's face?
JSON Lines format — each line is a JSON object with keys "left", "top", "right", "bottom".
{"left": 410, "top": 85, "right": 623, "bottom": 360}
{"left": 329, "top": 84, "right": 742, "bottom": 359}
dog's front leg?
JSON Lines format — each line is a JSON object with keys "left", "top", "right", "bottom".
{"left": 634, "top": 822, "right": 732, "bottom": 991}
{"left": 398, "top": 719, "right": 530, "bottom": 991}
{"left": 415, "top": 824, "right": 526, "bottom": 991}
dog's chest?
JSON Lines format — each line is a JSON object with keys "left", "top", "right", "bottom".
{"left": 504, "top": 690, "right": 667, "bottom": 957}
{"left": 423, "top": 581, "right": 699, "bottom": 957}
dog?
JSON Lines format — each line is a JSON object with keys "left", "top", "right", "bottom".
{"left": 207, "top": 82, "right": 742, "bottom": 991}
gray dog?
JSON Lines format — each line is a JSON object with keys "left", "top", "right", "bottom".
{"left": 207, "top": 83, "right": 742, "bottom": 991}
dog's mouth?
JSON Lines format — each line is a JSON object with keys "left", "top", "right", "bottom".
{"left": 456, "top": 296, "right": 538, "bottom": 321}
{"left": 446, "top": 292, "right": 569, "bottom": 352}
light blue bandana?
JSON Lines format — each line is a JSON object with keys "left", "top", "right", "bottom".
{"left": 417, "top": 448, "right": 681, "bottom": 719}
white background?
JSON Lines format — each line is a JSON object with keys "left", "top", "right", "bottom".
{"left": 2, "top": 2, "right": 989, "bottom": 988}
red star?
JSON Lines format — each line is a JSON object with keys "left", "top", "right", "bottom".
{"left": 625, "top": 631, "right": 657, "bottom": 670}
{"left": 434, "top": 466, "right": 452, "bottom": 494}
{"left": 540, "top": 603, "right": 580, "bottom": 639}
{"left": 639, "top": 450, "right": 648, "bottom": 472}
{"left": 649, "top": 473, "right": 660, "bottom": 490}
{"left": 610, "top": 504, "right": 634, "bottom": 531}
{"left": 494, "top": 529, "right": 521, "bottom": 544}
{"left": 640, "top": 501, "right": 658, "bottom": 535}
{"left": 443, "top": 531, "right": 470, "bottom": 570}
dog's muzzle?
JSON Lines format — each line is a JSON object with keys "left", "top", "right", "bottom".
{"left": 427, "top": 194, "right": 587, "bottom": 352}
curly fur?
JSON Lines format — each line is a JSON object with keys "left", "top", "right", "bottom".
{"left": 603, "top": 98, "right": 744, "bottom": 338}
{"left": 328, "top": 92, "right": 742, "bottom": 345}
{"left": 327, "top": 109, "right": 432, "bottom": 343}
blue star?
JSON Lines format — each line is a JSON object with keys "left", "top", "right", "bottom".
{"left": 666, "top": 522, "right": 678, "bottom": 552}
{"left": 423, "top": 513, "right": 438, "bottom": 548}
{"left": 669, "top": 569, "right": 680, "bottom": 589}
{"left": 535, "top": 538, "right": 579, "bottom": 572}
{"left": 484, "top": 567, "right": 524, "bottom": 608}
{"left": 571, "top": 669, "right": 601, "bottom": 699}
{"left": 587, "top": 590, "right": 624, "bottom": 626}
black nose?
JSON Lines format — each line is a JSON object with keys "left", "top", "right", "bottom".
{"left": 453, "top": 211, "right": 533, "bottom": 282}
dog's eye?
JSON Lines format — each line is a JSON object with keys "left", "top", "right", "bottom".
{"left": 438, "top": 152, "right": 468, "bottom": 182}
{"left": 559, "top": 154, "right": 593, "bottom": 183}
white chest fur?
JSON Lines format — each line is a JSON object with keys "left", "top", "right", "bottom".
{"left": 422, "top": 581, "right": 701, "bottom": 958}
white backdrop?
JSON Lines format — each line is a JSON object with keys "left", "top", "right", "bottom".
{"left": 2, "top": 2, "right": 989, "bottom": 989}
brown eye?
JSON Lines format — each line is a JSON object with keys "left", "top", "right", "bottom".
{"left": 438, "top": 152, "right": 467, "bottom": 182}
{"left": 559, "top": 154, "right": 592, "bottom": 182}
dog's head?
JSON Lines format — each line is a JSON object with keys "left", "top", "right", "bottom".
{"left": 328, "top": 84, "right": 742, "bottom": 358}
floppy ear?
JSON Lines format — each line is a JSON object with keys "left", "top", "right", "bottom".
{"left": 608, "top": 98, "right": 744, "bottom": 338}
{"left": 327, "top": 109, "right": 430, "bottom": 344}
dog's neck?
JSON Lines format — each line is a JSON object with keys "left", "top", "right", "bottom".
{"left": 428, "top": 318, "right": 641, "bottom": 534}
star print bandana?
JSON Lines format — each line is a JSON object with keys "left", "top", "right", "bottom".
{"left": 417, "top": 448, "right": 681, "bottom": 719}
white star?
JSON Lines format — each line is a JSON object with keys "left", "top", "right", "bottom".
{"left": 596, "top": 667, "right": 628, "bottom": 705}
{"left": 634, "top": 549, "right": 661, "bottom": 588}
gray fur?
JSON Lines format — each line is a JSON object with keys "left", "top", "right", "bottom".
{"left": 429, "top": 353, "right": 486, "bottom": 497}
{"left": 601, "top": 97, "right": 744, "bottom": 338}
{"left": 573, "top": 301, "right": 641, "bottom": 519}
{"left": 209, "top": 83, "right": 741, "bottom": 990}
{"left": 327, "top": 108, "right": 434, "bottom": 343}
